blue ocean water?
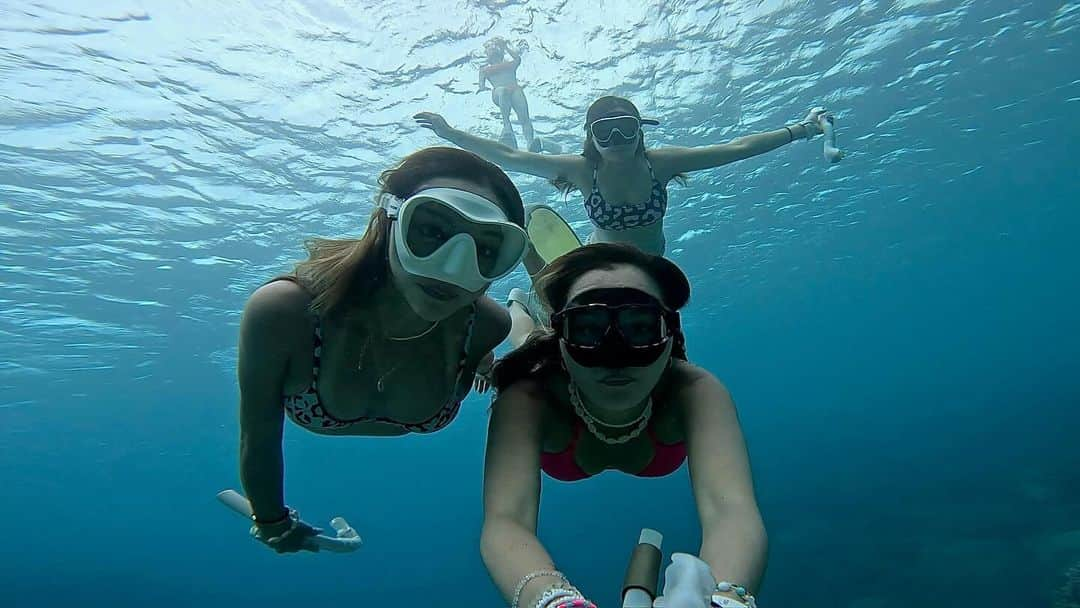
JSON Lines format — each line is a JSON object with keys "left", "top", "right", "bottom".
{"left": 1, "top": 1, "right": 1078, "bottom": 607}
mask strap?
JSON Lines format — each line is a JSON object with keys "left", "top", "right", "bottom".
{"left": 380, "top": 195, "right": 404, "bottom": 219}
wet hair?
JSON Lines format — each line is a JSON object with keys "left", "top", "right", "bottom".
{"left": 551, "top": 96, "right": 685, "bottom": 194}
{"left": 492, "top": 242, "right": 690, "bottom": 391}
{"left": 292, "top": 147, "right": 525, "bottom": 318}
{"left": 484, "top": 37, "right": 505, "bottom": 51}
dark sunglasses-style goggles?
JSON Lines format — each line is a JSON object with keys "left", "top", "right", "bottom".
{"left": 551, "top": 302, "right": 679, "bottom": 367}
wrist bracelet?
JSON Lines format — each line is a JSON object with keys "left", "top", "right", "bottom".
{"left": 534, "top": 586, "right": 580, "bottom": 608}
{"left": 511, "top": 570, "right": 568, "bottom": 608}
{"left": 784, "top": 126, "right": 795, "bottom": 143}
{"left": 249, "top": 508, "right": 300, "bottom": 545}
{"left": 252, "top": 508, "right": 291, "bottom": 526}
{"left": 713, "top": 581, "right": 757, "bottom": 608}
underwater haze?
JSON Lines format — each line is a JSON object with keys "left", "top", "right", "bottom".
{"left": 1, "top": 1, "right": 1078, "bottom": 607}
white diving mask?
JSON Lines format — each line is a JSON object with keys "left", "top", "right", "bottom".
{"left": 386, "top": 187, "right": 527, "bottom": 293}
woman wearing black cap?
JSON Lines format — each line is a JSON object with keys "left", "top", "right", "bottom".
{"left": 479, "top": 243, "right": 767, "bottom": 608}
{"left": 416, "top": 95, "right": 830, "bottom": 256}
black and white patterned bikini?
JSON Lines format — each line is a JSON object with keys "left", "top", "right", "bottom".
{"left": 282, "top": 302, "right": 477, "bottom": 434}
{"left": 583, "top": 156, "right": 669, "bottom": 231}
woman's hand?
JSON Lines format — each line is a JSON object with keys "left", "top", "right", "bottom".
{"left": 474, "top": 371, "right": 492, "bottom": 393}
{"left": 474, "top": 352, "right": 495, "bottom": 393}
{"left": 414, "top": 112, "right": 456, "bottom": 140}
{"left": 799, "top": 107, "right": 830, "bottom": 138}
{"left": 251, "top": 511, "right": 324, "bottom": 554}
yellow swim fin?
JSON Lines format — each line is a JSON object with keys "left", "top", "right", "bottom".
{"left": 526, "top": 206, "right": 582, "bottom": 265}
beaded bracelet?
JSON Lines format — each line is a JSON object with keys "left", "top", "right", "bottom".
{"left": 534, "top": 586, "right": 581, "bottom": 608}
{"left": 712, "top": 581, "right": 757, "bottom": 608}
{"left": 511, "top": 570, "right": 568, "bottom": 608}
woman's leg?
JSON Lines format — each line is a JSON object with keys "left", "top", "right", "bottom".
{"left": 506, "top": 288, "right": 539, "bottom": 349}
{"left": 509, "top": 88, "right": 538, "bottom": 151}
{"left": 491, "top": 87, "right": 516, "bottom": 146}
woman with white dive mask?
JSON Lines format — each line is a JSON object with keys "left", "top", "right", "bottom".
{"left": 386, "top": 186, "right": 527, "bottom": 321}
{"left": 235, "top": 147, "right": 526, "bottom": 555}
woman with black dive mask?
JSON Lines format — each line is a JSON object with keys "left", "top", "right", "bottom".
{"left": 236, "top": 148, "right": 526, "bottom": 553}
{"left": 480, "top": 244, "right": 767, "bottom": 608}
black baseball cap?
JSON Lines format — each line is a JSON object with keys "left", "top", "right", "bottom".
{"left": 585, "top": 96, "right": 660, "bottom": 127}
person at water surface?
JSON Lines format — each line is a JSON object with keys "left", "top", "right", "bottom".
{"left": 478, "top": 36, "right": 541, "bottom": 153}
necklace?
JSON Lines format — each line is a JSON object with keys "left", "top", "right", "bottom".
{"left": 386, "top": 319, "right": 439, "bottom": 341}
{"left": 356, "top": 319, "right": 439, "bottom": 391}
{"left": 567, "top": 381, "right": 652, "bottom": 445}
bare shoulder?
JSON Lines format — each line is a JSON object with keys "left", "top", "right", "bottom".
{"left": 241, "top": 279, "right": 312, "bottom": 338}
{"left": 663, "top": 362, "right": 740, "bottom": 438}
{"left": 491, "top": 377, "right": 549, "bottom": 423}
{"left": 644, "top": 147, "right": 690, "bottom": 182}
{"left": 499, "top": 376, "right": 548, "bottom": 401}
{"left": 471, "top": 295, "right": 512, "bottom": 352}
{"left": 668, "top": 360, "right": 732, "bottom": 401}
{"left": 237, "top": 279, "right": 313, "bottom": 389}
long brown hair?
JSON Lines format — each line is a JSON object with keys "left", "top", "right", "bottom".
{"left": 292, "top": 147, "right": 525, "bottom": 318}
{"left": 492, "top": 243, "right": 691, "bottom": 391}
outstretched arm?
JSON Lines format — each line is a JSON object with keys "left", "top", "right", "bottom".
{"left": 481, "top": 381, "right": 592, "bottom": 607}
{"left": 676, "top": 365, "right": 768, "bottom": 600}
{"left": 415, "top": 112, "right": 584, "bottom": 182}
{"left": 650, "top": 108, "right": 828, "bottom": 178}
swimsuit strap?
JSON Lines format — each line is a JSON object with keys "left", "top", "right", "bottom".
{"left": 455, "top": 303, "right": 479, "bottom": 381}
{"left": 644, "top": 154, "right": 659, "bottom": 182}
{"left": 310, "top": 322, "right": 323, "bottom": 384}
